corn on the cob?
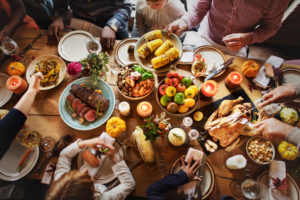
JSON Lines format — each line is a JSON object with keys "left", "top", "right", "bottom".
{"left": 131, "top": 126, "right": 154, "bottom": 163}
{"left": 151, "top": 47, "right": 179, "bottom": 69}
{"left": 145, "top": 30, "right": 162, "bottom": 41}
{"left": 147, "top": 39, "right": 163, "bottom": 53}
{"left": 137, "top": 43, "right": 151, "bottom": 59}
{"left": 154, "top": 40, "right": 173, "bottom": 56}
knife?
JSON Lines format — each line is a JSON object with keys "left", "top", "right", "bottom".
{"left": 204, "top": 57, "right": 235, "bottom": 82}
{"left": 194, "top": 154, "right": 207, "bottom": 200}
{"left": 20, "top": 31, "right": 45, "bottom": 56}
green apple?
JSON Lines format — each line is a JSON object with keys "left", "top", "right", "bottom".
{"left": 174, "top": 92, "right": 185, "bottom": 104}
{"left": 182, "top": 77, "right": 192, "bottom": 87}
{"left": 160, "top": 95, "right": 172, "bottom": 107}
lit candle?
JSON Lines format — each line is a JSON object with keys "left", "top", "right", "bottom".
{"left": 201, "top": 80, "right": 218, "bottom": 98}
{"left": 225, "top": 71, "right": 243, "bottom": 89}
{"left": 118, "top": 101, "right": 130, "bottom": 116}
{"left": 6, "top": 75, "right": 28, "bottom": 94}
{"left": 137, "top": 101, "right": 153, "bottom": 118}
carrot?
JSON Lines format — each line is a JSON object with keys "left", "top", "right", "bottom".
{"left": 18, "top": 148, "right": 31, "bottom": 168}
{"left": 82, "top": 150, "right": 99, "bottom": 167}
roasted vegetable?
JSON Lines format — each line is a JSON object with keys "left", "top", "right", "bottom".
{"left": 154, "top": 40, "right": 173, "bottom": 56}
{"left": 145, "top": 30, "right": 162, "bottom": 41}
{"left": 278, "top": 141, "right": 298, "bottom": 160}
{"left": 35, "top": 59, "right": 60, "bottom": 86}
{"left": 131, "top": 126, "right": 155, "bottom": 163}
{"left": 276, "top": 107, "right": 299, "bottom": 126}
{"left": 137, "top": 43, "right": 151, "bottom": 59}
{"left": 151, "top": 47, "right": 179, "bottom": 69}
{"left": 147, "top": 39, "right": 163, "bottom": 53}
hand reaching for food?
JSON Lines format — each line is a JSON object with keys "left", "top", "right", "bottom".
{"left": 28, "top": 72, "right": 43, "bottom": 93}
{"left": 258, "top": 84, "right": 297, "bottom": 108}
{"left": 180, "top": 157, "right": 201, "bottom": 181}
{"left": 254, "top": 118, "right": 293, "bottom": 142}
{"left": 101, "top": 26, "right": 116, "bottom": 50}
{"left": 222, "top": 32, "right": 253, "bottom": 51}
{"left": 165, "top": 19, "right": 188, "bottom": 36}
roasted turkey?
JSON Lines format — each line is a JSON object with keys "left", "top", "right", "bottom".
{"left": 204, "top": 97, "right": 257, "bottom": 147}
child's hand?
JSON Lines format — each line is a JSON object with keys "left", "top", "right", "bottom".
{"left": 28, "top": 72, "right": 43, "bottom": 93}
{"left": 78, "top": 137, "right": 103, "bottom": 150}
{"left": 180, "top": 157, "right": 201, "bottom": 181}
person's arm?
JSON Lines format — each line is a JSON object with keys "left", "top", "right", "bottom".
{"left": 147, "top": 171, "right": 189, "bottom": 200}
{"left": 0, "top": 0, "right": 26, "bottom": 38}
{"left": 54, "top": 140, "right": 83, "bottom": 181}
{"left": 251, "top": 0, "right": 290, "bottom": 44}
{"left": 291, "top": 82, "right": 300, "bottom": 98}
{"left": 97, "top": 160, "right": 135, "bottom": 200}
{"left": 48, "top": 0, "right": 68, "bottom": 39}
{"left": 181, "top": 0, "right": 211, "bottom": 30}
{"left": 286, "top": 128, "right": 300, "bottom": 152}
{"left": 135, "top": 1, "right": 146, "bottom": 36}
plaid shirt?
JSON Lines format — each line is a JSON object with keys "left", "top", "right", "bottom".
{"left": 53, "top": 0, "right": 131, "bottom": 32}
{"left": 182, "top": 0, "right": 290, "bottom": 45}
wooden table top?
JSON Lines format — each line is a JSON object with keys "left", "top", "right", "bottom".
{"left": 1, "top": 28, "right": 300, "bottom": 199}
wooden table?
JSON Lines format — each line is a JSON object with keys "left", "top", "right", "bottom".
{"left": 1, "top": 28, "right": 300, "bottom": 199}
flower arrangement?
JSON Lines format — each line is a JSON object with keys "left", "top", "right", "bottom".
{"left": 66, "top": 52, "right": 110, "bottom": 84}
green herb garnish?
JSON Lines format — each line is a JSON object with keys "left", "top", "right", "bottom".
{"left": 96, "top": 99, "right": 102, "bottom": 119}
{"left": 66, "top": 101, "right": 73, "bottom": 113}
{"left": 141, "top": 71, "right": 153, "bottom": 80}
{"left": 172, "top": 133, "right": 183, "bottom": 140}
{"left": 99, "top": 147, "right": 109, "bottom": 153}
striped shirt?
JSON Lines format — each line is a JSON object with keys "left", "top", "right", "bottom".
{"left": 181, "top": 0, "right": 290, "bottom": 45}
{"left": 54, "top": 0, "right": 131, "bottom": 31}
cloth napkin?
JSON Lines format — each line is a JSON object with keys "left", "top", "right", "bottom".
{"left": 253, "top": 56, "right": 284, "bottom": 89}
{"left": 269, "top": 160, "right": 291, "bottom": 200}
{"left": 79, "top": 132, "right": 115, "bottom": 177}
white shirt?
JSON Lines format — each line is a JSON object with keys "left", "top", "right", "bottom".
{"left": 135, "top": 0, "right": 186, "bottom": 36}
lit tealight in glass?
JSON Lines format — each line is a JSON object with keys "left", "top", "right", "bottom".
{"left": 118, "top": 101, "right": 130, "bottom": 116}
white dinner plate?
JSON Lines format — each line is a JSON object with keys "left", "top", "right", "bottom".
{"left": 58, "top": 30, "right": 101, "bottom": 62}
{"left": 0, "top": 140, "right": 39, "bottom": 181}
{"left": 0, "top": 73, "right": 13, "bottom": 107}
{"left": 77, "top": 142, "right": 124, "bottom": 184}
{"left": 114, "top": 38, "right": 138, "bottom": 66}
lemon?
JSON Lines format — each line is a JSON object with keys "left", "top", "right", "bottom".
{"left": 183, "top": 98, "right": 195, "bottom": 108}
{"left": 188, "top": 85, "right": 199, "bottom": 95}
{"left": 193, "top": 111, "right": 203, "bottom": 121}
{"left": 178, "top": 105, "right": 189, "bottom": 113}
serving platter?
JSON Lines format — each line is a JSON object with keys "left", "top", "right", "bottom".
{"left": 59, "top": 77, "right": 115, "bottom": 131}
{"left": 114, "top": 38, "right": 138, "bottom": 66}
{"left": 0, "top": 140, "right": 39, "bottom": 181}
{"left": 26, "top": 55, "right": 67, "bottom": 90}
{"left": 0, "top": 73, "right": 13, "bottom": 107}
{"left": 58, "top": 30, "right": 101, "bottom": 62}
{"left": 257, "top": 171, "right": 300, "bottom": 200}
{"left": 134, "top": 30, "right": 183, "bottom": 74}
{"left": 170, "top": 157, "right": 215, "bottom": 199}
{"left": 77, "top": 142, "right": 124, "bottom": 184}
{"left": 192, "top": 45, "right": 226, "bottom": 78}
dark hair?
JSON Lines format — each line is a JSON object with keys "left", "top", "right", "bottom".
{"left": 45, "top": 170, "right": 94, "bottom": 200}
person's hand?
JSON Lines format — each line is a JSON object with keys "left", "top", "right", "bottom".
{"left": 258, "top": 84, "right": 296, "bottom": 108}
{"left": 78, "top": 137, "right": 104, "bottom": 150}
{"left": 253, "top": 118, "right": 293, "bottom": 142}
{"left": 101, "top": 143, "right": 117, "bottom": 164}
{"left": 222, "top": 32, "right": 254, "bottom": 51}
{"left": 0, "top": 26, "right": 11, "bottom": 40}
{"left": 100, "top": 26, "right": 116, "bottom": 50}
{"left": 180, "top": 157, "right": 201, "bottom": 181}
{"left": 48, "top": 16, "right": 64, "bottom": 40}
{"left": 165, "top": 19, "right": 188, "bottom": 36}
{"left": 28, "top": 72, "right": 43, "bottom": 93}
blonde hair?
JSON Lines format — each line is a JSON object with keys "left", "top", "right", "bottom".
{"left": 45, "top": 170, "right": 94, "bottom": 200}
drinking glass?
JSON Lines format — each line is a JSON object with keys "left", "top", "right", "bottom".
{"left": 110, "top": 64, "right": 120, "bottom": 75}
{"left": 188, "top": 129, "right": 199, "bottom": 141}
{"left": 40, "top": 136, "right": 56, "bottom": 152}
{"left": 182, "top": 116, "right": 193, "bottom": 129}
{"left": 241, "top": 179, "right": 260, "bottom": 199}
{"left": 86, "top": 37, "right": 100, "bottom": 54}
{"left": 1, "top": 36, "right": 19, "bottom": 55}
{"left": 16, "top": 129, "right": 41, "bottom": 148}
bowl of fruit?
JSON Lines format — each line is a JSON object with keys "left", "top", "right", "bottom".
{"left": 156, "top": 71, "right": 199, "bottom": 117}
{"left": 117, "top": 64, "right": 155, "bottom": 100}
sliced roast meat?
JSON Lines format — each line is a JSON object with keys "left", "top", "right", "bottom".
{"left": 66, "top": 94, "right": 75, "bottom": 105}
{"left": 79, "top": 107, "right": 91, "bottom": 118}
{"left": 77, "top": 103, "right": 87, "bottom": 114}
{"left": 84, "top": 109, "right": 97, "bottom": 122}
{"left": 70, "top": 84, "right": 109, "bottom": 112}
{"left": 72, "top": 98, "right": 82, "bottom": 113}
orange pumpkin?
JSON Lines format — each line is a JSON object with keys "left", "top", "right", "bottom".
{"left": 241, "top": 60, "right": 260, "bottom": 78}
{"left": 7, "top": 62, "right": 26, "bottom": 76}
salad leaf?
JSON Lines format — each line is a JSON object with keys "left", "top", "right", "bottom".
{"left": 133, "top": 65, "right": 145, "bottom": 74}
{"left": 141, "top": 72, "right": 153, "bottom": 80}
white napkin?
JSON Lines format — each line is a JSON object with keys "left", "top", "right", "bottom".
{"left": 79, "top": 132, "right": 115, "bottom": 177}
{"left": 253, "top": 56, "right": 284, "bottom": 89}
{"left": 269, "top": 160, "right": 291, "bottom": 200}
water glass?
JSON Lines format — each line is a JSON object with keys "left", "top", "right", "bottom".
{"left": 241, "top": 179, "right": 260, "bottom": 199}
{"left": 1, "top": 36, "right": 19, "bottom": 55}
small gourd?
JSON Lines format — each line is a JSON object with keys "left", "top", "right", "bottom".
{"left": 7, "top": 62, "right": 26, "bottom": 76}
{"left": 278, "top": 141, "right": 298, "bottom": 160}
{"left": 241, "top": 60, "right": 260, "bottom": 78}
{"left": 106, "top": 117, "right": 126, "bottom": 138}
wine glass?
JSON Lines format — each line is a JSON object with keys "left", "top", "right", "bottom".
{"left": 188, "top": 129, "right": 199, "bottom": 141}
{"left": 16, "top": 129, "right": 41, "bottom": 149}
{"left": 182, "top": 116, "right": 193, "bottom": 129}
{"left": 230, "top": 180, "right": 244, "bottom": 198}
{"left": 241, "top": 179, "right": 261, "bottom": 199}
{"left": 40, "top": 136, "right": 56, "bottom": 152}
{"left": 1, "top": 36, "right": 19, "bottom": 55}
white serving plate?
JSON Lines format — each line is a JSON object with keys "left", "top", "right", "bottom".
{"left": 0, "top": 73, "right": 13, "bottom": 107}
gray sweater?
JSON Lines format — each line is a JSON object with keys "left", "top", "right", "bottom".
{"left": 286, "top": 83, "right": 300, "bottom": 151}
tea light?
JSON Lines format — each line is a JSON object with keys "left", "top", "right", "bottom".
{"left": 137, "top": 101, "right": 153, "bottom": 118}
{"left": 225, "top": 71, "right": 243, "bottom": 89}
{"left": 118, "top": 101, "right": 130, "bottom": 116}
{"left": 6, "top": 75, "right": 28, "bottom": 94}
{"left": 201, "top": 80, "right": 218, "bottom": 98}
